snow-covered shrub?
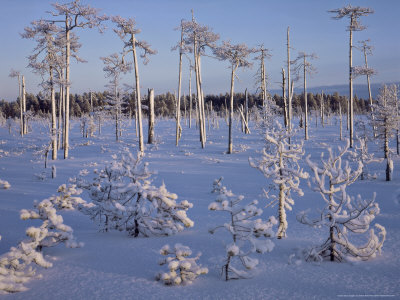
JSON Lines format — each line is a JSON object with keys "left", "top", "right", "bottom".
{"left": 156, "top": 244, "right": 208, "bottom": 285}
{"left": 249, "top": 121, "right": 308, "bottom": 238}
{"left": 48, "top": 184, "right": 87, "bottom": 210}
{"left": 77, "top": 150, "right": 194, "bottom": 237}
{"left": 208, "top": 178, "right": 276, "bottom": 280}
{"left": 20, "top": 198, "right": 83, "bottom": 250}
{"left": 0, "top": 179, "right": 10, "bottom": 189}
{"left": 297, "top": 140, "right": 386, "bottom": 262}
{"left": 0, "top": 236, "right": 46, "bottom": 294}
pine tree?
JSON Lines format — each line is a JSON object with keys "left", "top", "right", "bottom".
{"left": 249, "top": 122, "right": 308, "bottom": 238}
{"left": 209, "top": 178, "right": 276, "bottom": 280}
{"left": 298, "top": 140, "right": 386, "bottom": 262}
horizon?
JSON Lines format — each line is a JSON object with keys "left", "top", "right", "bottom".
{"left": 0, "top": 0, "right": 399, "bottom": 101}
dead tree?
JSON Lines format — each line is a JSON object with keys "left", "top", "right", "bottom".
{"left": 48, "top": 0, "right": 107, "bottom": 159}
{"left": 254, "top": 45, "right": 272, "bottom": 113}
{"left": 213, "top": 40, "right": 254, "bottom": 154}
{"left": 292, "top": 52, "right": 317, "bottom": 140}
{"left": 148, "top": 88, "right": 155, "bottom": 144}
{"left": 9, "top": 69, "right": 24, "bottom": 136}
{"left": 112, "top": 16, "right": 157, "bottom": 153}
{"left": 329, "top": 5, "right": 374, "bottom": 148}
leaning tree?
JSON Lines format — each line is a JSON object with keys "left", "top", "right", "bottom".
{"left": 329, "top": 5, "right": 374, "bottom": 148}
{"left": 112, "top": 16, "right": 157, "bottom": 154}
{"left": 213, "top": 41, "right": 254, "bottom": 154}
{"left": 47, "top": 0, "right": 108, "bottom": 159}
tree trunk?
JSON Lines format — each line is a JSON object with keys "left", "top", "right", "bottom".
{"left": 349, "top": 17, "right": 354, "bottom": 148}
{"left": 50, "top": 67, "right": 57, "bottom": 160}
{"left": 228, "top": 66, "right": 236, "bottom": 154}
{"left": 277, "top": 158, "right": 286, "bottom": 239}
{"left": 287, "top": 27, "right": 291, "bottom": 131}
{"left": 304, "top": 57, "right": 308, "bottom": 140}
{"left": 245, "top": 88, "right": 249, "bottom": 134}
{"left": 282, "top": 68, "right": 287, "bottom": 127}
{"left": 176, "top": 23, "right": 184, "bottom": 146}
{"left": 22, "top": 76, "right": 27, "bottom": 135}
{"left": 194, "top": 36, "right": 205, "bottom": 148}
{"left": 132, "top": 35, "right": 144, "bottom": 153}
{"left": 148, "top": 88, "right": 155, "bottom": 144}
{"left": 189, "top": 68, "right": 192, "bottom": 129}
{"left": 18, "top": 75, "right": 23, "bottom": 137}
{"left": 64, "top": 21, "right": 71, "bottom": 159}
{"left": 58, "top": 83, "right": 63, "bottom": 150}
{"left": 339, "top": 102, "right": 343, "bottom": 140}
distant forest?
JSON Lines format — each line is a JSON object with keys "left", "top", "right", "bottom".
{"left": 0, "top": 90, "right": 370, "bottom": 119}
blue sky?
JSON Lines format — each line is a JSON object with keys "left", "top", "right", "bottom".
{"left": 0, "top": 0, "right": 399, "bottom": 101}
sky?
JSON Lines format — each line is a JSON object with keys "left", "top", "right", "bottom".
{"left": 0, "top": 0, "right": 399, "bottom": 101}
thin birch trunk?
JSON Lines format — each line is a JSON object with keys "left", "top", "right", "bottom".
{"left": 132, "top": 39, "right": 144, "bottom": 153}
{"left": 176, "top": 22, "right": 183, "bottom": 146}
{"left": 287, "top": 27, "right": 292, "bottom": 131}
{"left": 50, "top": 67, "right": 57, "bottom": 160}
{"left": 58, "top": 83, "right": 63, "bottom": 150}
{"left": 64, "top": 16, "right": 71, "bottom": 159}
{"left": 228, "top": 65, "right": 236, "bottom": 154}
{"left": 189, "top": 68, "right": 192, "bottom": 128}
{"left": 22, "top": 76, "right": 27, "bottom": 134}
{"left": 304, "top": 56, "right": 308, "bottom": 140}
{"left": 148, "top": 88, "right": 154, "bottom": 144}
{"left": 349, "top": 16, "right": 354, "bottom": 148}
{"left": 245, "top": 89, "right": 249, "bottom": 134}
{"left": 282, "top": 68, "right": 287, "bottom": 127}
{"left": 18, "top": 75, "right": 23, "bottom": 137}
{"left": 339, "top": 102, "right": 343, "bottom": 140}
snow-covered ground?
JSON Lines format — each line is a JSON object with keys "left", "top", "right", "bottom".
{"left": 0, "top": 116, "right": 399, "bottom": 299}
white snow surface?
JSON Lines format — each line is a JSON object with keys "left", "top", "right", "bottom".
{"left": 0, "top": 117, "right": 399, "bottom": 299}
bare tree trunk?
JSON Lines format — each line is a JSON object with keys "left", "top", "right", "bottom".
{"left": 176, "top": 22, "right": 183, "bottom": 146}
{"left": 194, "top": 36, "right": 205, "bottom": 148}
{"left": 58, "top": 83, "right": 63, "bottom": 150}
{"left": 304, "top": 57, "right": 308, "bottom": 140}
{"left": 50, "top": 67, "right": 57, "bottom": 160}
{"left": 287, "top": 27, "right": 292, "bottom": 131}
{"left": 282, "top": 68, "right": 287, "bottom": 127}
{"left": 64, "top": 22, "right": 71, "bottom": 159}
{"left": 321, "top": 91, "right": 325, "bottom": 128}
{"left": 18, "top": 75, "right": 23, "bottom": 137}
{"left": 228, "top": 66, "right": 236, "bottom": 154}
{"left": 132, "top": 36, "right": 144, "bottom": 153}
{"left": 189, "top": 68, "right": 192, "bottom": 128}
{"left": 339, "top": 102, "right": 343, "bottom": 140}
{"left": 22, "top": 76, "right": 27, "bottom": 135}
{"left": 245, "top": 89, "right": 249, "bottom": 134}
{"left": 349, "top": 16, "right": 354, "bottom": 148}
{"left": 148, "top": 88, "right": 155, "bottom": 144}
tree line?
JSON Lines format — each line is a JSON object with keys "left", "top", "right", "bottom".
{"left": 0, "top": 91, "right": 371, "bottom": 119}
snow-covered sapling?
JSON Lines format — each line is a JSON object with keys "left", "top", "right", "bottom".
{"left": 209, "top": 178, "right": 276, "bottom": 280}
{"left": 297, "top": 140, "right": 386, "bottom": 262}
{"left": 48, "top": 184, "right": 87, "bottom": 210}
{"left": 20, "top": 197, "right": 83, "bottom": 250}
{"left": 156, "top": 243, "right": 208, "bottom": 285}
{"left": 78, "top": 150, "right": 194, "bottom": 236}
{"left": 249, "top": 122, "right": 308, "bottom": 239}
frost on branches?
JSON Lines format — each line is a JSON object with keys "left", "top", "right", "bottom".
{"left": 156, "top": 244, "right": 208, "bottom": 285}
{"left": 77, "top": 150, "right": 194, "bottom": 237}
{"left": 249, "top": 122, "right": 308, "bottom": 239}
{"left": 208, "top": 178, "right": 276, "bottom": 280}
{"left": 297, "top": 140, "right": 386, "bottom": 262}
{"left": 350, "top": 137, "right": 382, "bottom": 180}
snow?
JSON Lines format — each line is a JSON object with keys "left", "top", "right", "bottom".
{"left": 0, "top": 116, "right": 399, "bottom": 298}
